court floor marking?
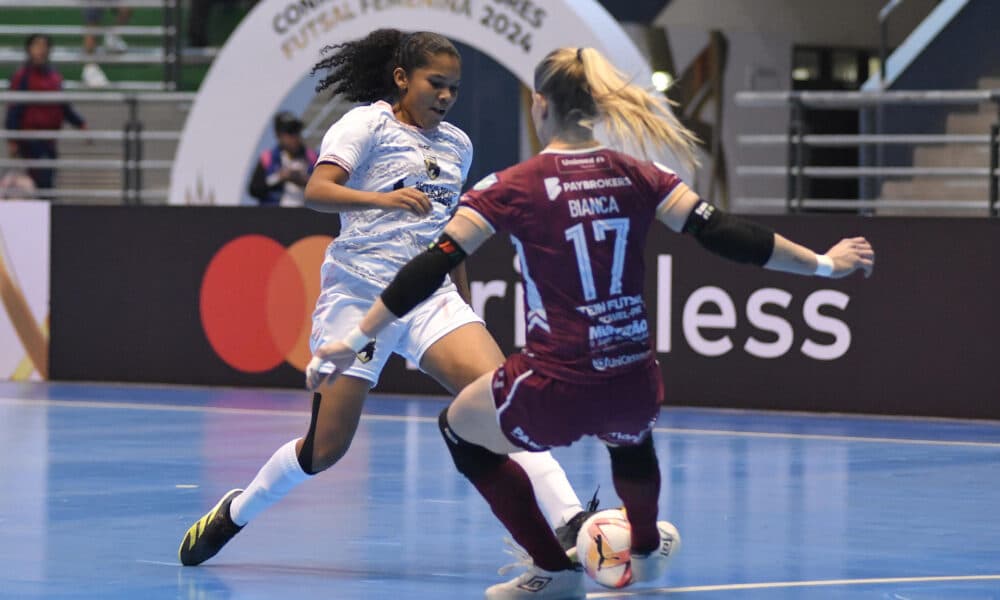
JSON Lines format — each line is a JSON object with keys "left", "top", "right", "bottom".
{"left": 587, "top": 574, "right": 1000, "bottom": 597}
{"left": 136, "top": 559, "right": 178, "bottom": 567}
{"left": 133, "top": 555, "right": 1000, "bottom": 594}
{"left": 4, "top": 396, "right": 1000, "bottom": 449}
{"left": 132, "top": 559, "right": 1000, "bottom": 596}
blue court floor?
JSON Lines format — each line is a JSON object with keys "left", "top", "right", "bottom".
{"left": 1, "top": 381, "right": 999, "bottom": 599}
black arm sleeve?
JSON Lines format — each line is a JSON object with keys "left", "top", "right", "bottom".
{"left": 682, "top": 200, "right": 775, "bottom": 266}
{"left": 380, "top": 233, "right": 468, "bottom": 318}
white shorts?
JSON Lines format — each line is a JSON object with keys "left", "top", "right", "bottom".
{"left": 309, "top": 274, "right": 483, "bottom": 387}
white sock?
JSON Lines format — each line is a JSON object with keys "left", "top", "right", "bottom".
{"left": 229, "top": 438, "right": 312, "bottom": 526}
{"left": 510, "top": 451, "right": 584, "bottom": 528}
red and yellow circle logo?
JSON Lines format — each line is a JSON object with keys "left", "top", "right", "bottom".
{"left": 199, "top": 234, "right": 332, "bottom": 373}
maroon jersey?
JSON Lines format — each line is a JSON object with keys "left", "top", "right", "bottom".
{"left": 460, "top": 147, "right": 682, "bottom": 382}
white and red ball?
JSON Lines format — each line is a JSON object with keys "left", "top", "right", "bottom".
{"left": 575, "top": 509, "right": 634, "bottom": 588}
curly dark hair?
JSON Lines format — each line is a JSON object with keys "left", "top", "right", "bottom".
{"left": 312, "top": 29, "right": 460, "bottom": 102}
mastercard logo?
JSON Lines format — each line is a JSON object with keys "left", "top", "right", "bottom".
{"left": 200, "top": 234, "right": 333, "bottom": 373}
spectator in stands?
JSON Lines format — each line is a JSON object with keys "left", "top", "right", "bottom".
{"left": 248, "top": 111, "right": 317, "bottom": 207}
{"left": 5, "top": 34, "right": 88, "bottom": 190}
{"left": 81, "top": 2, "right": 132, "bottom": 87}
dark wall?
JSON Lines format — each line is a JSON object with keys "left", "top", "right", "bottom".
{"left": 893, "top": 0, "right": 1000, "bottom": 92}
{"left": 883, "top": 0, "right": 1000, "bottom": 148}
{"left": 50, "top": 207, "right": 1000, "bottom": 419}
{"left": 50, "top": 207, "right": 341, "bottom": 387}
{"left": 445, "top": 41, "right": 522, "bottom": 190}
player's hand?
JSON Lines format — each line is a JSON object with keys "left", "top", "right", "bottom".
{"left": 375, "top": 188, "right": 431, "bottom": 216}
{"left": 305, "top": 355, "right": 333, "bottom": 391}
{"left": 6, "top": 141, "right": 18, "bottom": 157}
{"left": 824, "top": 237, "right": 875, "bottom": 279}
{"left": 305, "top": 340, "right": 359, "bottom": 390}
{"left": 315, "top": 339, "right": 361, "bottom": 363}
{"left": 306, "top": 342, "right": 356, "bottom": 392}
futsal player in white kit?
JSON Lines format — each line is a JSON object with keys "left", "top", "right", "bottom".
{"left": 179, "top": 29, "right": 589, "bottom": 566}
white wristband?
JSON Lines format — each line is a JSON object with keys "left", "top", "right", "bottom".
{"left": 342, "top": 326, "right": 371, "bottom": 353}
{"left": 814, "top": 254, "right": 834, "bottom": 277}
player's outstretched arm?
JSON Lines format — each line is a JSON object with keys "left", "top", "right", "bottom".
{"left": 656, "top": 183, "right": 874, "bottom": 279}
{"left": 768, "top": 234, "right": 874, "bottom": 279}
{"left": 305, "top": 208, "right": 493, "bottom": 390}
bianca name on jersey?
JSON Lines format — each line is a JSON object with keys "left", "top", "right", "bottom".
{"left": 568, "top": 195, "right": 621, "bottom": 218}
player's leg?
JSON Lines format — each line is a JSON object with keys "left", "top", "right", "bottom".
{"left": 440, "top": 373, "right": 583, "bottom": 599}
{"left": 605, "top": 439, "right": 681, "bottom": 584}
{"left": 600, "top": 364, "right": 680, "bottom": 585}
{"left": 179, "top": 279, "right": 389, "bottom": 566}
{"left": 178, "top": 375, "right": 369, "bottom": 566}
{"left": 414, "top": 300, "right": 584, "bottom": 529}
{"left": 228, "top": 373, "right": 370, "bottom": 524}
{"left": 607, "top": 437, "right": 661, "bottom": 553}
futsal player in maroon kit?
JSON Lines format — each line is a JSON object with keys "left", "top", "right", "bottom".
{"left": 310, "top": 47, "right": 875, "bottom": 599}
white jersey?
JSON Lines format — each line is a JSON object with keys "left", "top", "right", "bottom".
{"left": 316, "top": 100, "right": 472, "bottom": 288}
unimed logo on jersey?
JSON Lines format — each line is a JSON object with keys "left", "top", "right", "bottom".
{"left": 199, "top": 234, "right": 333, "bottom": 373}
{"left": 556, "top": 154, "right": 608, "bottom": 173}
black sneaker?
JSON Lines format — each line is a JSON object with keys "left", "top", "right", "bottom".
{"left": 554, "top": 488, "right": 600, "bottom": 559}
{"left": 178, "top": 489, "right": 244, "bottom": 566}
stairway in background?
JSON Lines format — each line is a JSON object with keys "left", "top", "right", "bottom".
{"left": 0, "top": 1, "right": 255, "bottom": 204}
{"left": 879, "top": 76, "right": 999, "bottom": 215}
{"left": 53, "top": 97, "right": 192, "bottom": 204}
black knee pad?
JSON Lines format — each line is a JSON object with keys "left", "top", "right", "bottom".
{"left": 297, "top": 392, "right": 323, "bottom": 475}
{"left": 607, "top": 435, "right": 658, "bottom": 480}
{"left": 438, "top": 408, "right": 505, "bottom": 480}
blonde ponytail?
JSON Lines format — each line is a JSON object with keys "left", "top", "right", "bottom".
{"left": 535, "top": 47, "right": 700, "bottom": 169}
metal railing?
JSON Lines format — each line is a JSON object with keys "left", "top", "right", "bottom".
{"left": 0, "top": 25, "right": 169, "bottom": 36}
{"left": 1, "top": 90, "right": 194, "bottom": 203}
{"left": 5, "top": 0, "right": 167, "bottom": 6}
{"left": 735, "top": 89, "right": 1000, "bottom": 217}
{"left": 0, "top": 0, "right": 187, "bottom": 90}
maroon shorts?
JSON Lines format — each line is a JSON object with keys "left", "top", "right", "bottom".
{"left": 491, "top": 353, "right": 664, "bottom": 451}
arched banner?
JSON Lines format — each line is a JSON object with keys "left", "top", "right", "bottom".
{"left": 169, "top": 0, "right": 656, "bottom": 205}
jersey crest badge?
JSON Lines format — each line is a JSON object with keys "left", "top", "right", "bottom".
{"left": 424, "top": 155, "right": 441, "bottom": 179}
{"left": 357, "top": 340, "right": 376, "bottom": 363}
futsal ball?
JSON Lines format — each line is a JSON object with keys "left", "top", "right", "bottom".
{"left": 575, "top": 509, "right": 634, "bottom": 588}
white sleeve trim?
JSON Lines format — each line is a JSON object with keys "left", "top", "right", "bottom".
{"left": 315, "top": 154, "right": 353, "bottom": 174}
{"left": 456, "top": 205, "right": 497, "bottom": 234}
